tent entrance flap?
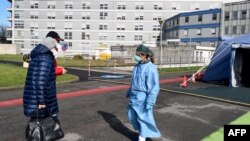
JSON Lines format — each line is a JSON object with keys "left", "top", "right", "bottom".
{"left": 234, "top": 48, "right": 250, "bottom": 87}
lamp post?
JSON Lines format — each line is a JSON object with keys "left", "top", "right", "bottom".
{"left": 158, "top": 20, "right": 165, "bottom": 68}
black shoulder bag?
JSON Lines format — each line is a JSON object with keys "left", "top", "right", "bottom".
{"left": 25, "top": 109, "right": 64, "bottom": 141}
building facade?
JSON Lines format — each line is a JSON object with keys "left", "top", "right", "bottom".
{"left": 163, "top": 9, "right": 222, "bottom": 47}
{"left": 7, "top": 0, "right": 223, "bottom": 56}
{"left": 222, "top": 0, "right": 250, "bottom": 38}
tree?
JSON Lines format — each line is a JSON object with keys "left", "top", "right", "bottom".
{"left": 0, "top": 24, "right": 11, "bottom": 44}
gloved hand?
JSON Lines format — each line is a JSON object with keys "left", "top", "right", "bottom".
{"left": 126, "top": 93, "right": 130, "bottom": 98}
{"left": 146, "top": 103, "right": 154, "bottom": 110}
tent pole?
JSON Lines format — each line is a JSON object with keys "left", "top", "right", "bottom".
{"left": 182, "top": 43, "right": 233, "bottom": 86}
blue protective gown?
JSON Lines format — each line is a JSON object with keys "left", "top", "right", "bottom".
{"left": 127, "top": 61, "right": 161, "bottom": 138}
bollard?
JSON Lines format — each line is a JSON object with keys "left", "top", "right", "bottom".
{"left": 114, "top": 60, "right": 117, "bottom": 74}
{"left": 88, "top": 60, "right": 91, "bottom": 79}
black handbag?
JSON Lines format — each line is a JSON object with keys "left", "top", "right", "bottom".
{"left": 25, "top": 110, "right": 64, "bottom": 141}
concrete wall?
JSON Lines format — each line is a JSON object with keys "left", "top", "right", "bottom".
{"left": 111, "top": 46, "right": 196, "bottom": 64}
{"left": 0, "top": 44, "right": 21, "bottom": 55}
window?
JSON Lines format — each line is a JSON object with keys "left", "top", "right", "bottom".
{"left": 233, "top": 11, "right": 238, "bottom": 20}
{"left": 175, "top": 31, "right": 179, "bottom": 37}
{"left": 48, "top": 12, "right": 56, "bottom": 19}
{"left": 117, "top": 24, "right": 125, "bottom": 30}
{"left": 65, "top": 32, "right": 72, "bottom": 39}
{"left": 197, "top": 29, "right": 201, "bottom": 35}
{"left": 195, "top": 8, "right": 199, "bottom": 10}
{"left": 211, "top": 28, "right": 216, "bottom": 35}
{"left": 196, "top": 42, "right": 201, "bottom": 46}
{"left": 172, "top": 7, "right": 176, "bottom": 10}
{"left": 30, "top": 23, "right": 38, "bottom": 29}
{"left": 47, "top": 1, "right": 56, "bottom": 9}
{"left": 99, "top": 33, "right": 108, "bottom": 40}
{"left": 117, "top": 2, "right": 126, "bottom": 9}
{"left": 100, "top": 12, "right": 108, "bottom": 20}
{"left": 241, "top": 25, "right": 246, "bottom": 34}
{"left": 68, "top": 42, "right": 72, "bottom": 48}
{"left": 47, "top": 22, "right": 55, "bottom": 29}
{"left": 82, "top": 32, "right": 90, "bottom": 40}
{"left": 100, "top": 2, "right": 108, "bottom": 9}
{"left": 82, "top": 13, "right": 90, "bottom": 20}
{"left": 183, "top": 30, "right": 188, "bottom": 36}
{"left": 134, "top": 35, "right": 143, "bottom": 41}
{"left": 82, "top": 23, "right": 90, "bottom": 30}
{"left": 134, "top": 24, "right": 143, "bottom": 31}
{"left": 152, "top": 24, "right": 160, "bottom": 31}
{"left": 15, "top": 13, "right": 20, "bottom": 18}
{"left": 212, "top": 13, "right": 217, "bottom": 21}
{"left": 152, "top": 35, "right": 160, "bottom": 41}
{"left": 153, "top": 3, "right": 162, "bottom": 10}
{"left": 135, "top": 13, "right": 144, "bottom": 20}
{"left": 224, "top": 27, "right": 229, "bottom": 35}
{"left": 15, "top": 21, "right": 24, "bottom": 28}
{"left": 153, "top": 13, "right": 162, "bottom": 21}
{"left": 225, "top": 12, "right": 230, "bottom": 21}
{"left": 116, "top": 34, "right": 125, "bottom": 40}
{"left": 241, "top": 10, "right": 247, "bottom": 19}
{"left": 198, "top": 15, "right": 202, "bottom": 22}
{"left": 232, "top": 26, "right": 237, "bottom": 34}
{"left": 30, "top": 1, "right": 38, "bottom": 8}
{"left": 185, "top": 17, "right": 189, "bottom": 23}
{"left": 135, "top": 3, "right": 144, "bottom": 10}
{"left": 65, "top": 1, "right": 73, "bottom": 9}
{"left": 30, "top": 12, "right": 38, "bottom": 19}
{"left": 64, "top": 23, "right": 73, "bottom": 30}
{"left": 99, "top": 24, "right": 108, "bottom": 30}
{"left": 82, "top": 2, "right": 91, "bottom": 9}
{"left": 117, "top": 13, "right": 126, "bottom": 20}
{"left": 210, "top": 42, "right": 215, "bottom": 47}
{"left": 65, "top": 12, "right": 73, "bottom": 19}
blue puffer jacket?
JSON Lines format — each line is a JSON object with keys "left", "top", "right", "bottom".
{"left": 23, "top": 44, "right": 58, "bottom": 118}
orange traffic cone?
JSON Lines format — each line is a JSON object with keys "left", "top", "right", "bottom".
{"left": 197, "top": 72, "right": 202, "bottom": 80}
{"left": 191, "top": 73, "right": 196, "bottom": 83}
{"left": 181, "top": 75, "right": 187, "bottom": 87}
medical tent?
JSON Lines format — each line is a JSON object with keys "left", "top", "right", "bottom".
{"left": 202, "top": 34, "right": 250, "bottom": 87}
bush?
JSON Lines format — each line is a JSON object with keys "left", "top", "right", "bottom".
{"left": 72, "top": 55, "right": 83, "bottom": 60}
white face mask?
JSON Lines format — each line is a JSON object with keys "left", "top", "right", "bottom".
{"left": 56, "top": 43, "right": 62, "bottom": 51}
{"left": 51, "top": 48, "right": 58, "bottom": 58}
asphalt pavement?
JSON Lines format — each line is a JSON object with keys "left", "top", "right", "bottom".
{"left": 0, "top": 62, "right": 250, "bottom": 141}
{"left": 0, "top": 78, "right": 249, "bottom": 141}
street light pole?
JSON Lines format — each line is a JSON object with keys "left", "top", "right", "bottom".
{"left": 159, "top": 20, "right": 165, "bottom": 68}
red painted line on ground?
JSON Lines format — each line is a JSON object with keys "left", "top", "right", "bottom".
{"left": 160, "top": 77, "right": 182, "bottom": 84}
{"left": 0, "top": 99, "right": 23, "bottom": 108}
{"left": 0, "top": 77, "right": 182, "bottom": 108}
{"left": 57, "top": 85, "right": 129, "bottom": 99}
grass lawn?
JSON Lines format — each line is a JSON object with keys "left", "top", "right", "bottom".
{"left": 0, "top": 54, "right": 23, "bottom": 62}
{"left": 0, "top": 55, "right": 133, "bottom": 67}
{"left": 159, "top": 66, "right": 206, "bottom": 73}
{"left": 0, "top": 63, "right": 78, "bottom": 89}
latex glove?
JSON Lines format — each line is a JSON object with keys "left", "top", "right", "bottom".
{"left": 146, "top": 103, "right": 154, "bottom": 110}
{"left": 38, "top": 104, "right": 46, "bottom": 109}
{"left": 62, "top": 68, "right": 67, "bottom": 74}
{"left": 126, "top": 93, "right": 130, "bottom": 98}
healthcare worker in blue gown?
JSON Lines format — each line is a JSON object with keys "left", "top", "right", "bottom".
{"left": 127, "top": 44, "right": 161, "bottom": 141}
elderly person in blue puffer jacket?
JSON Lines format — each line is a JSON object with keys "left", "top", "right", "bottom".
{"left": 23, "top": 31, "right": 64, "bottom": 118}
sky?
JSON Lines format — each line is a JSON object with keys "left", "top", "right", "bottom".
{"left": 0, "top": 0, "right": 11, "bottom": 26}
